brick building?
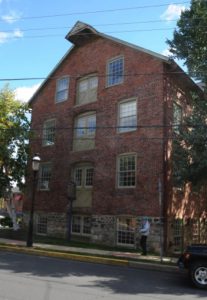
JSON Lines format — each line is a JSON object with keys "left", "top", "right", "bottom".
{"left": 25, "top": 21, "right": 203, "bottom": 253}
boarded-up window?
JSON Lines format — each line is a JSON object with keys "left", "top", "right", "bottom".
{"left": 76, "top": 75, "right": 98, "bottom": 105}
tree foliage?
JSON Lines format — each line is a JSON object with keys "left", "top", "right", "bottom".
{"left": 0, "top": 85, "right": 30, "bottom": 197}
{"left": 167, "top": 0, "right": 207, "bottom": 85}
{"left": 168, "top": 0, "right": 207, "bottom": 189}
{"left": 172, "top": 94, "right": 207, "bottom": 189}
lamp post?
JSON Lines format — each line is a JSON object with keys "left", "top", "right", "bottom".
{"left": 26, "top": 154, "right": 41, "bottom": 247}
{"left": 67, "top": 181, "right": 76, "bottom": 241}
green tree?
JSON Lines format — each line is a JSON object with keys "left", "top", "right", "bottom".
{"left": 167, "top": 0, "right": 207, "bottom": 86}
{"left": 167, "top": 0, "right": 207, "bottom": 189}
{"left": 0, "top": 85, "right": 30, "bottom": 197}
{"left": 172, "top": 95, "right": 207, "bottom": 189}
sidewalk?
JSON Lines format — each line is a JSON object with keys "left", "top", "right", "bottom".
{"left": 0, "top": 238, "right": 178, "bottom": 272}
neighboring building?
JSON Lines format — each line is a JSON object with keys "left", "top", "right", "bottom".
{"left": 25, "top": 21, "right": 204, "bottom": 253}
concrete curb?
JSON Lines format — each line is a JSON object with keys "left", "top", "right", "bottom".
{"left": 128, "top": 260, "right": 178, "bottom": 273}
{"left": 0, "top": 244, "right": 177, "bottom": 272}
{"left": 0, "top": 244, "right": 128, "bottom": 267}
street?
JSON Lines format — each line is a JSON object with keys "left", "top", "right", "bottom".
{"left": 0, "top": 251, "right": 206, "bottom": 300}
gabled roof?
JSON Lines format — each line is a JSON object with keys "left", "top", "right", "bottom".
{"left": 29, "top": 21, "right": 201, "bottom": 104}
{"left": 65, "top": 21, "right": 99, "bottom": 45}
{"left": 65, "top": 21, "right": 169, "bottom": 62}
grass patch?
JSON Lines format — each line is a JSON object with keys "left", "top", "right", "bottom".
{"left": 33, "top": 235, "right": 139, "bottom": 253}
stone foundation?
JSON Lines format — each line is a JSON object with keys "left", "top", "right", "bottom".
{"left": 23, "top": 212, "right": 164, "bottom": 253}
{"left": 91, "top": 215, "right": 116, "bottom": 246}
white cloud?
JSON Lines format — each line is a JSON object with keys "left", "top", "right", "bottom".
{"left": 15, "top": 83, "right": 41, "bottom": 103}
{"left": 160, "top": 4, "right": 186, "bottom": 21}
{"left": 0, "top": 28, "right": 23, "bottom": 43}
{"left": 2, "top": 10, "right": 21, "bottom": 24}
{"left": 13, "top": 28, "right": 23, "bottom": 38}
{"left": 162, "top": 48, "right": 173, "bottom": 57}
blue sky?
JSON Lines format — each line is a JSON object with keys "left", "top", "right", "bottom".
{"left": 0, "top": 0, "right": 190, "bottom": 102}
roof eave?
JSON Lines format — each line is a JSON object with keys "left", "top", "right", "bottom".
{"left": 28, "top": 45, "right": 75, "bottom": 106}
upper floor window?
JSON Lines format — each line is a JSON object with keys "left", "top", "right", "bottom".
{"left": 55, "top": 76, "right": 69, "bottom": 103}
{"left": 42, "top": 119, "right": 56, "bottom": 146}
{"left": 74, "top": 164, "right": 94, "bottom": 188}
{"left": 39, "top": 163, "right": 52, "bottom": 191}
{"left": 173, "top": 102, "right": 182, "bottom": 133}
{"left": 73, "top": 112, "right": 96, "bottom": 151}
{"left": 117, "top": 154, "right": 136, "bottom": 188}
{"left": 107, "top": 56, "right": 124, "bottom": 87}
{"left": 76, "top": 75, "right": 98, "bottom": 105}
{"left": 75, "top": 113, "right": 96, "bottom": 138}
{"left": 118, "top": 99, "right": 137, "bottom": 133}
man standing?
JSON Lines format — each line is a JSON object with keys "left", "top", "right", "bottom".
{"left": 139, "top": 217, "right": 150, "bottom": 255}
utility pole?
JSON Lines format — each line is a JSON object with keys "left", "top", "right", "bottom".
{"left": 158, "top": 178, "right": 163, "bottom": 262}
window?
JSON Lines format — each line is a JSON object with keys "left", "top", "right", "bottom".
{"left": 74, "top": 165, "right": 94, "bottom": 188}
{"left": 77, "top": 75, "right": 98, "bottom": 105}
{"left": 75, "top": 113, "right": 96, "bottom": 138}
{"left": 55, "top": 77, "right": 69, "bottom": 103}
{"left": 117, "top": 217, "right": 136, "bottom": 246}
{"left": 172, "top": 219, "right": 183, "bottom": 251}
{"left": 85, "top": 168, "right": 93, "bottom": 186}
{"left": 118, "top": 154, "right": 136, "bottom": 187}
{"left": 71, "top": 215, "right": 91, "bottom": 235}
{"left": 173, "top": 102, "right": 182, "bottom": 133}
{"left": 118, "top": 99, "right": 137, "bottom": 132}
{"left": 107, "top": 56, "right": 124, "bottom": 86}
{"left": 36, "top": 215, "right": 47, "bottom": 235}
{"left": 74, "top": 168, "right": 82, "bottom": 187}
{"left": 73, "top": 112, "right": 96, "bottom": 151}
{"left": 42, "top": 119, "right": 56, "bottom": 146}
{"left": 39, "top": 163, "right": 52, "bottom": 191}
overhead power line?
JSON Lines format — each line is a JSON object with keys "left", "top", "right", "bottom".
{"left": 1, "top": 70, "right": 207, "bottom": 82}
{"left": 2, "top": 19, "right": 179, "bottom": 33}
{"left": 1, "top": 124, "right": 207, "bottom": 131}
{"left": 10, "top": 27, "right": 176, "bottom": 39}
{"left": 0, "top": 2, "right": 189, "bottom": 21}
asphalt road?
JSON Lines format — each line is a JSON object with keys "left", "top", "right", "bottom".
{"left": 0, "top": 251, "right": 206, "bottom": 300}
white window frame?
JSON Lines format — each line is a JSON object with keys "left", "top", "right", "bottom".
{"left": 173, "top": 102, "right": 182, "bottom": 133}
{"left": 76, "top": 74, "right": 98, "bottom": 105}
{"left": 39, "top": 163, "right": 52, "bottom": 191}
{"left": 36, "top": 215, "right": 47, "bottom": 235}
{"left": 71, "top": 215, "right": 91, "bottom": 236}
{"left": 42, "top": 119, "right": 56, "bottom": 146}
{"left": 117, "top": 217, "right": 136, "bottom": 247}
{"left": 74, "top": 165, "right": 94, "bottom": 188}
{"left": 107, "top": 56, "right": 124, "bottom": 87}
{"left": 118, "top": 98, "right": 137, "bottom": 133}
{"left": 75, "top": 112, "right": 96, "bottom": 139}
{"left": 117, "top": 153, "right": 136, "bottom": 188}
{"left": 55, "top": 76, "right": 69, "bottom": 103}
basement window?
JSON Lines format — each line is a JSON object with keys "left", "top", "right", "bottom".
{"left": 71, "top": 216, "right": 91, "bottom": 236}
{"left": 36, "top": 215, "right": 47, "bottom": 235}
{"left": 117, "top": 217, "right": 136, "bottom": 247}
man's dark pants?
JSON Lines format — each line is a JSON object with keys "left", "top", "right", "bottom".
{"left": 140, "top": 235, "right": 147, "bottom": 255}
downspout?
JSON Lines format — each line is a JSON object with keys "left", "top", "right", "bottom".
{"left": 162, "top": 63, "right": 169, "bottom": 255}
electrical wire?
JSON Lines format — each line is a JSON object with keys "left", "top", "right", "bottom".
{"left": 1, "top": 70, "right": 207, "bottom": 82}
{"left": 2, "top": 19, "right": 180, "bottom": 33}
{"left": 0, "top": 1, "right": 189, "bottom": 21}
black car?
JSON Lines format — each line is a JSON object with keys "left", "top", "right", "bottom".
{"left": 178, "top": 244, "right": 207, "bottom": 289}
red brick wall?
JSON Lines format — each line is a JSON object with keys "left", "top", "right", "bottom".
{"left": 26, "top": 36, "right": 167, "bottom": 216}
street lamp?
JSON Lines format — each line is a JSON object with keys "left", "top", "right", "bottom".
{"left": 67, "top": 181, "right": 76, "bottom": 241}
{"left": 26, "top": 154, "right": 41, "bottom": 247}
